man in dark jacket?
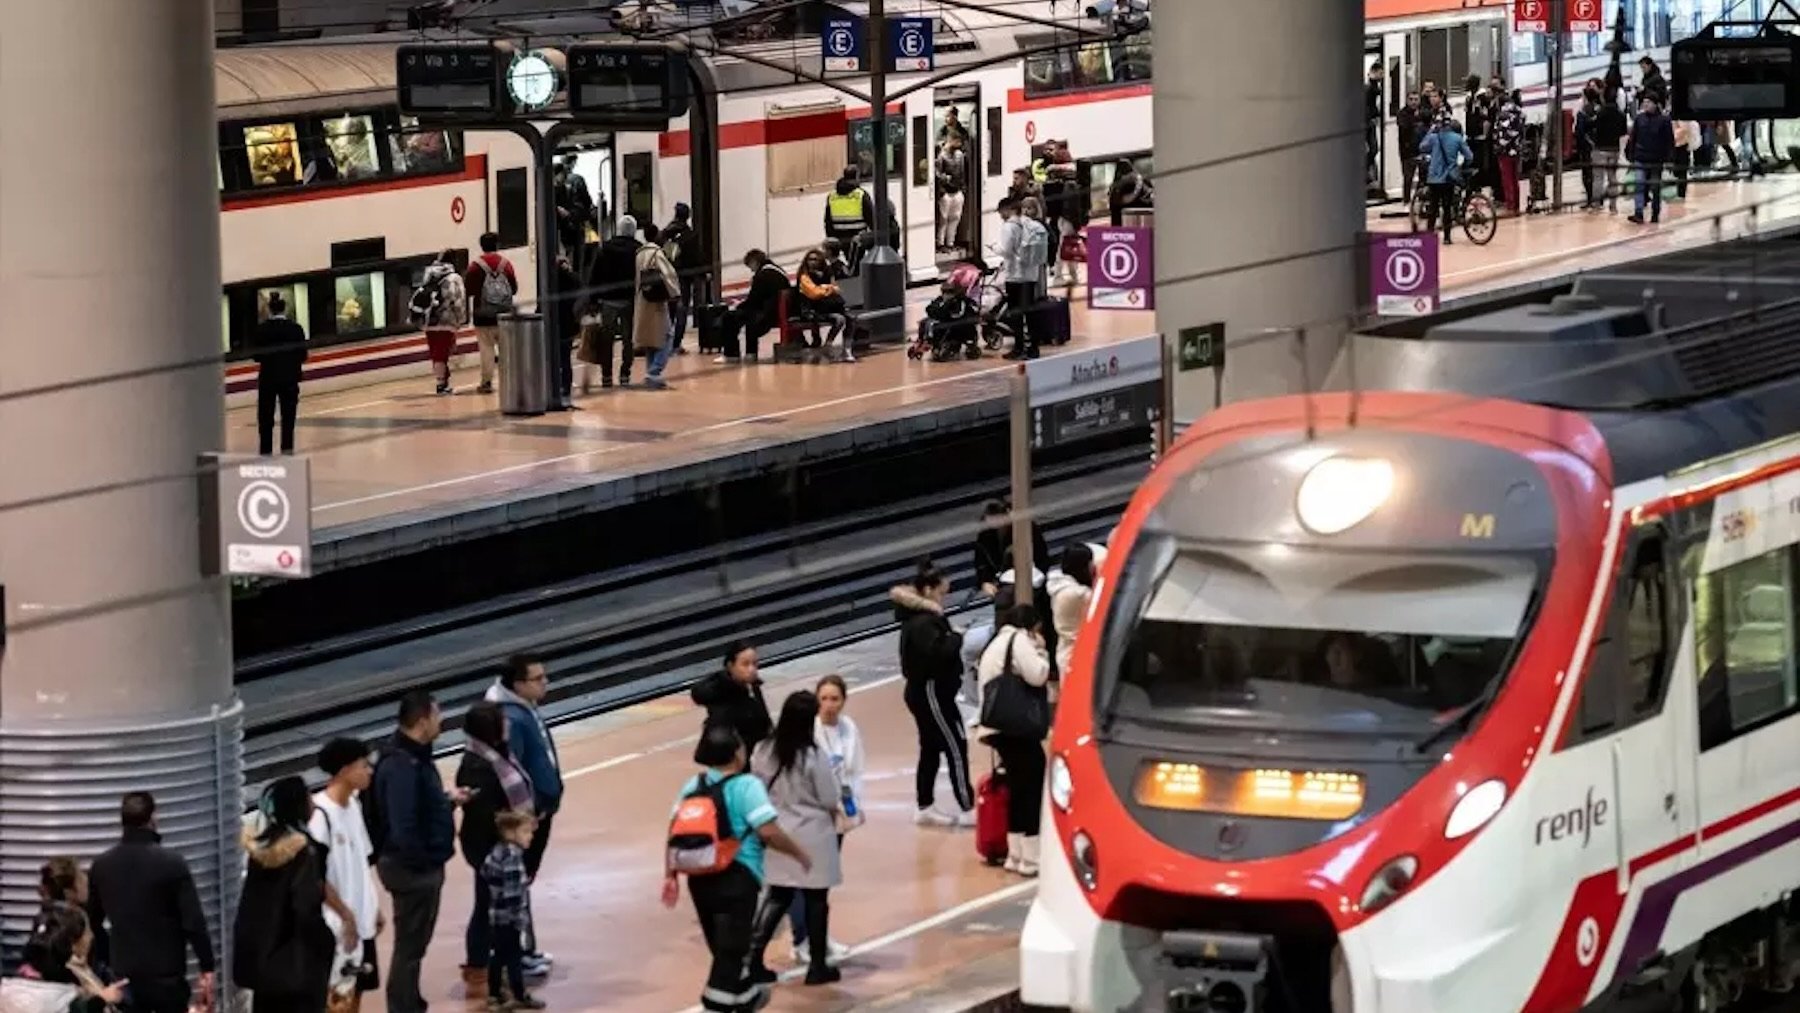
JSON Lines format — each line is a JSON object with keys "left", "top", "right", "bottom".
{"left": 1626, "top": 95, "right": 1675, "bottom": 225}
{"left": 718, "top": 249, "right": 790, "bottom": 364}
{"left": 486, "top": 653, "right": 563, "bottom": 976}
{"left": 587, "top": 216, "right": 643, "bottom": 386}
{"left": 86, "top": 792, "right": 216, "bottom": 1013}
{"left": 661, "top": 202, "right": 704, "bottom": 353}
{"left": 372, "top": 690, "right": 466, "bottom": 1013}
{"left": 250, "top": 291, "right": 307, "bottom": 456}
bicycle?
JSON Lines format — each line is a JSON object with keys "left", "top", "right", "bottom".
{"left": 1407, "top": 170, "right": 1498, "bottom": 246}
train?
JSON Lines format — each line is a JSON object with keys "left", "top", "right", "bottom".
{"left": 1019, "top": 254, "right": 1800, "bottom": 1012}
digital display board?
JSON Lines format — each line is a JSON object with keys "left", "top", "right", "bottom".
{"left": 1134, "top": 761, "right": 1367, "bottom": 822}
{"left": 397, "top": 43, "right": 504, "bottom": 117}
{"left": 567, "top": 44, "right": 690, "bottom": 126}
{"left": 1672, "top": 35, "right": 1800, "bottom": 119}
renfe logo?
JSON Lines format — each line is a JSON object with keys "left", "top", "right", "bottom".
{"left": 1536, "top": 786, "right": 1608, "bottom": 848}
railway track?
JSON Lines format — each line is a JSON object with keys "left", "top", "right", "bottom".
{"left": 238, "top": 444, "right": 1147, "bottom": 786}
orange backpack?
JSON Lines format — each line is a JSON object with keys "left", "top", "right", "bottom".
{"left": 667, "top": 774, "right": 742, "bottom": 876}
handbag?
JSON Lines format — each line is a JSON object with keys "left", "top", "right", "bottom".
{"left": 576, "top": 322, "right": 603, "bottom": 365}
{"left": 979, "top": 632, "right": 1051, "bottom": 740}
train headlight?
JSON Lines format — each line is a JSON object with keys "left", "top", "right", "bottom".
{"left": 1296, "top": 456, "right": 1394, "bottom": 535}
{"left": 1443, "top": 779, "right": 1508, "bottom": 840}
{"left": 1049, "top": 753, "right": 1074, "bottom": 812}
{"left": 1070, "top": 829, "right": 1099, "bottom": 890}
{"left": 1357, "top": 854, "right": 1418, "bottom": 915}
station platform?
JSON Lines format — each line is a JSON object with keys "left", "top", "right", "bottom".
{"left": 226, "top": 174, "right": 1800, "bottom": 574}
{"left": 378, "top": 630, "right": 1032, "bottom": 1013}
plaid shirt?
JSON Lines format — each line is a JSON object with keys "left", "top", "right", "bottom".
{"left": 480, "top": 843, "right": 531, "bottom": 929}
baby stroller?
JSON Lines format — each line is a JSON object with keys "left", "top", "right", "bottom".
{"left": 911, "top": 261, "right": 1005, "bottom": 360}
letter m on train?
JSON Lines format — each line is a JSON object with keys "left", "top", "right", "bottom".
{"left": 1460, "top": 513, "right": 1497, "bottom": 539}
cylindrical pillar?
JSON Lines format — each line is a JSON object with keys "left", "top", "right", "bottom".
{"left": 1154, "top": 0, "right": 1366, "bottom": 422}
{"left": 0, "top": 0, "right": 242, "bottom": 974}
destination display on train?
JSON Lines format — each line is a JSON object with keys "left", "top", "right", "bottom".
{"left": 567, "top": 44, "right": 688, "bottom": 126}
{"left": 1672, "top": 35, "right": 1800, "bottom": 118}
{"left": 397, "top": 43, "right": 503, "bottom": 117}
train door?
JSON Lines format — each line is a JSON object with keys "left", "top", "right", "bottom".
{"left": 1574, "top": 527, "right": 1694, "bottom": 883}
{"left": 621, "top": 151, "right": 654, "bottom": 236}
{"left": 554, "top": 132, "right": 615, "bottom": 273}
{"left": 931, "top": 86, "right": 981, "bottom": 268}
{"left": 1364, "top": 38, "right": 1387, "bottom": 200}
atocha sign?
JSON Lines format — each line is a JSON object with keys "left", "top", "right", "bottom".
{"left": 1025, "top": 335, "right": 1163, "bottom": 451}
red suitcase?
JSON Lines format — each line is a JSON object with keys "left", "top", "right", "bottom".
{"left": 976, "top": 769, "right": 1010, "bottom": 866}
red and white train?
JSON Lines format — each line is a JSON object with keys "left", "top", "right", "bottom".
{"left": 1021, "top": 275, "right": 1800, "bottom": 1011}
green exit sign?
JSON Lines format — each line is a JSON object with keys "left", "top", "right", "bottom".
{"left": 1178, "top": 323, "right": 1225, "bottom": 371}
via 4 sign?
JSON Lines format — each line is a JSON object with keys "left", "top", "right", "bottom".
{"left": 1514, "top": 0, "right": 1549, "bottom": 32}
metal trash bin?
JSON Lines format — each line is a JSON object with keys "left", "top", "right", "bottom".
{"left": 498, "top": 312, "right": 551, "bottom": 416}
{"left": 1123, "top": 208, "right": 1155, "bottom": 229}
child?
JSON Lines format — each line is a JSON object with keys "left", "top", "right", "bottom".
{"left": 482, "top": 811, "right": 546, "bottom": 1011}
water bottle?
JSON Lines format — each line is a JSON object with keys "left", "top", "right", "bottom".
{"left": 841, "top": 787, "right": 859, "bottom": 819}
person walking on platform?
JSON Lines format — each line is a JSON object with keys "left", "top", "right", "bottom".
{"left": 822, "top": 168, "right": 873, "bottom": 269}
{"left": 455, "top": 702, "right": 536, "bottom": 989}
{"left": 464, "top": 232, "right": 518, "bottom": 396}
{"left": 85, "top": 793, "right": 216, "bottom": 1013}
{"left": 692, "top": 642, "right": 774, "bottom": 755}
{"left": 976, "top": 603, "right": 1053, "bottom": 877}
{"left": 716, "top": 251, "right": 790, "bottom": 365}
{"left": 936, "top": 135, "right": 969, "bottom": 252}
{"left": 1626, "top": 94, "right": 1675, "bottom": 226}
{"left": 486, "top": 655, "right": 563, "bottom": 977}
{"left": 413, "top": 250, "right": 467, "bottom": 396}
{"left": 747, "top": 692, "right": 845, "bottom": 988}
{"left": 635, "top": 222, "right": 682, "bottom": 389}
{"left": 664, "top": 723, "right": 812, "bottom": 1013}
{"left": 370, "top": 691, "right": 468, "bottom": 1013}
{"left": 552, "top": 254, "right": 583, "bottom": 411}
{"left": 250, "top": 291, "right": 307, "bottom": 456}
{"left": 662, "top": 203, "right": 703, "bottom": 354}
{"left": 1420, "top": 118, "right": 1474, "bottom": 245}
{"left": 309, "top": 739, "right": 384, "bottom": 1013}
{"left": 893, "top": 562, "right": 976, "bottom": 827}
{"left": 1591, "top": 90, "right": 1629, "bottom": 214}
{"left": 234, "top": 777, "right": 335, "bottom": 1013}
{"left": 587, "top": 215, "right": 642, "bottom": 387}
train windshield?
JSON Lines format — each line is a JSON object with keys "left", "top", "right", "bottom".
{"left": 1105, "top": 539, "right": 1541, "bottom": 739}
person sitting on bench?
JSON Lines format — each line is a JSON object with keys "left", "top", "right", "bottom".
{"left": 796, "top": 248, "right": 854, "bottom": 360}
{"left": 717, "top": 249, "right": 790, "bottom": 364}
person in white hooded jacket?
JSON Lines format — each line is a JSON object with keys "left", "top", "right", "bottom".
{"left": 1045, "top": 543, "right": 1105, "bottom": 677}
{"left": 975, "top": 603, "right": 1052, "bottom": 876}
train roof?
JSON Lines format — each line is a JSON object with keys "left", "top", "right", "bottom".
{"left": 1325, "top": 234, "right": 1800, "bottom": 485}
{"left": 217, "top": 0, "right": 1093, "bottom": 119}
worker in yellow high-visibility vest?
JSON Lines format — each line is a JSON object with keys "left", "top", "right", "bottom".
{"left": 823, "top": 165, "right": 875, "bottom": 260}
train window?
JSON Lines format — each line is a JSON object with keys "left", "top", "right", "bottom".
{"left": 322, "top": 113, "right": 382, "bottom": 181}
{"left": 1085, "top": 152, "right": 1154, "bottom": 223}
{"left": 912, "top": 115, "right": 930, "bottom": 188}
{"left": 496, "top": 169, "right": 529, "bottom": 250}
{"left": 1022, "top": 33, "right": 1154, "bottom": 100}
{"left": 242, "top": 122, "right": 305, "bottom": 188}
{"left": 389, "top": 116, "right": 459, "bottom": 175}
{"left": 1104, "top": 543, "right": 1539, "bottom": 741}
{"left": 847, "top": 117, "right": 905, "bottom": 182}
{"left": 986, "top": 107, "right": 1004, "bottom": 177}
{"left": 1694, "top": 548, "right": 1800, "bottom": 751}
{"left": 331, "top": 272, "right": 388, "bottom": 337}
{"left": 1567, "top": 541, "right": 1672, "bottom": 746}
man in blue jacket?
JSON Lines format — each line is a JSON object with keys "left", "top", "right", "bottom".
{"left": 372, "top": 690, "right": 467, "bottom": 1013}
{"left": 1420, "top": 120, "right": 1475, "bottom": 244}
{"left": 487, "top": 654, "right": 564, "bottom": 976}
{"left": 1626, "top": 94, "right": 1675, "bottom": 225}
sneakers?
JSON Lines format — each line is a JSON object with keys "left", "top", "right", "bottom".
{"left": 803, "top": 965, "right": 842, "bottom": 987}
{"left": 435, "top": 382, "right": 452, "bottom": 396}
{"left": 643, "top": 376, "right": 670, "bottom": 390}
{"left": 914, "top": 806, "right": 956, "bottom": 827}
{"left": 511, "top": 996, "right": 547, "bottom": 1010}
{"left": 791, "top": 938, "right": 851, "bottom": 965}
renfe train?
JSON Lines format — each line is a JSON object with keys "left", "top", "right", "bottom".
{"left": 1020, "top": 249, "right": 1800, "bottom": 1012}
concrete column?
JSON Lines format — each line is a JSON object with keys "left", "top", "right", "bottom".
{"left": 1154, "top": 0, "right": 1366, "bottom": 421}
{"left": 0, "top": 0, "right": 243, "bottom": 972}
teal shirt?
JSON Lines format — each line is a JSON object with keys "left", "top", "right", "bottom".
{"left": 673, "top": 768, "right": 778, "bottom": 880}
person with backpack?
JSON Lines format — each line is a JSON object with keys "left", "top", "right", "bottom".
{"left": 368, "top": 691, "right": 468, "bottom": 1013}
{"left": 584, "top": 216, "right": 642, "bottom": 387}
{"left": 661, "top": 203, "right": 703, "bottom": 354}
{"left": 412, "top": 250, "right": 467, "bottom": 396}
{"left": 994, "top": 198, "right": 1048, "bottom": 361}
{"left": 634, "top": 222, "right": 681, "bottom": 390}
{"left": 464, "top": 232, "right": 518, "bottom": 396}
{"left": 664, "top": 722, "right": 811, "bottom": 1013}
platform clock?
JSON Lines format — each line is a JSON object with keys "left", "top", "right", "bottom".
{"left": 507, "top": 49, "right": 561, "bottom": 113}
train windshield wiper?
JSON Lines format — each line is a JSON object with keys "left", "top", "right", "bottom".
{"left": 1412, "top": 677, "right": 1501, "bottom": 755}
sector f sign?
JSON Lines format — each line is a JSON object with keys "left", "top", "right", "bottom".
{"left": 1569, "top": 0, "right": 1604, "bottom": 32}
{"left": 1514, "top": 0, "right": 1549, "bottom": 32}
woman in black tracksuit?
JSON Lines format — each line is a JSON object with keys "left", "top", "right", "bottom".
{"left": 892, "top": 562, "right": 974, "bottom": 824}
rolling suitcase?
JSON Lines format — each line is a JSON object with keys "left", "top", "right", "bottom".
{"left": 698, "top": 301, "right": 729, "bottom": 353}
{"left": 976, "top": 769, "right": 1010, "bottom": 866}
{"left": 1042, "top": 296, "right": 1072, "bottom": 346}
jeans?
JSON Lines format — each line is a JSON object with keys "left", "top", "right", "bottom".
{"left": 1593, "top": 150, "right": 1621, "bottom": 210}
{"left": 689, "top": 863, "right": 762, "bottom": 1012}
{"left": 1428, "top": 182, "right": 1456, "bottom": 242}
{"left": 669, "top": 276, "right": 704, "bottom": 349}
{"left": 377, "top": 860, "right": 445, "bottom": 1013}
{"left": 488, "top": 923, "right": 526, "bottom": 1000}
{"left": 256, "top": 375, "right": 298, "bottom": 455}
{"left": 596, "top": 301, "right": 636, "bottom": 382}
{"left": 466, "top": 871, "right": 492, "bottom": 967}
{"left": 1633, "top": 164, "right": 1665, "bottom": 220}
{"left": 522, "top": 811, "right": 553, "bottom": 953}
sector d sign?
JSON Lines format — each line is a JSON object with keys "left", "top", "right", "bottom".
{"left": 1367, "top": 232, "right": 1439, "bottom": 317}
{"left": 1087, "top": 226, "right": 1154, "bottom": 311}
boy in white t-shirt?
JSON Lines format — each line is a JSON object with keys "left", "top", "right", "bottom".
{"left": 310, "top": 738, "right": 385, "bottom": 1013}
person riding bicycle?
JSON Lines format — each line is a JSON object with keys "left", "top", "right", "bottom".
{"left": 1420, "top": 119, "right": 1476, "bottom": 244}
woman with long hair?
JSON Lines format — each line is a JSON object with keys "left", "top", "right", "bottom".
{"left": 234, "top": 775, "right": 335, "bottom": 1012}
{"left": 455, "top": 701, "right": 536, "bottom": 987}
{"left": 892, "top": 561, "right": 975, "bottom": 826}
{"left": 975, "top": 603, "right": 1053, "bottom": 877}
{"left": 787, "top": 674, "right": 865, "bottom": 965}
{"left": 747, "top": 691, "right": 844, "bottom": 986}
{"left": 4, "top": 904, "right": 126, "bottom": 1013}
